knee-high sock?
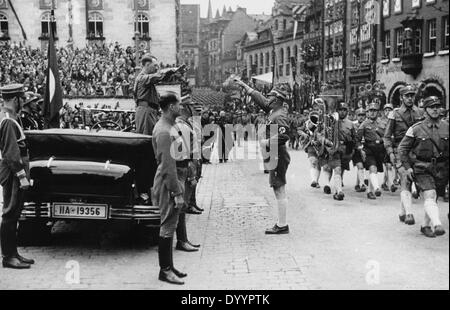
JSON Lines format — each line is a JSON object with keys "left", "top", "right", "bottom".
{"left": 334, "top": 173, "right": 343, "bottom": 194}
{"left": 357, "top": 169, "right": 365, "bottom": 186}
{"left": 387, "top": 168, "right": 395, "bottom": 187}
{"left": 310, "top": 168, "right": 320, "bottom": 183}
{"left": 324, "top": 170, "right": 332, "bottom": 187}
{"left": 277, "top": 198, "right": 288, "bottom": 227}
{"left": 400, "top": 191, "right": 413, "bottom": 215}
{"left": 424, "top": 199, "right": 442, "bottom": 227}
{"left": 423, "top": 211, "right": 432, "bottom": 228}
{"left": 370, "top": 173, "right": 380, "bottom": 192}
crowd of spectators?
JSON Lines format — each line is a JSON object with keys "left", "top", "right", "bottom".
{"left": 0, "top": 41, "right": 176, "bottom": 98}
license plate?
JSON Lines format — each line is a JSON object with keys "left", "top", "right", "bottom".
{"left": 53, "top": 204, "right": 108, "bottom": 220}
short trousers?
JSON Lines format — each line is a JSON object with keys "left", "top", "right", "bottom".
{"left": 414, "top": 162, "right": 449, "bottom": 197}
{"left": 364, "top": 144, "right": 386, "bottom": 172}
{"left": 327, "top": 151, "right": 352, "bottom": 171}
{"left": 269, "top": 148, "right": 291, "bottom": 188}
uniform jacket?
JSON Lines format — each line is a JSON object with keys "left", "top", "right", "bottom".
{"left": 335, "top": 118, "right": 357, "bottom": 155}
{"left": 357, "top": 118, "right": 387, "bottom": 147}
{"left": 249, "top": 90, "right": 291, "bottom": 148}
{"left": 0, "top": 108, "right": 29, "bottom": 186}
{"left": 133, "top": 71, "right": 164, "bottom": 108}
{"left": 383, "top": 105, "right": 424, "bottom": 154}
{"left": 398, "top": 118, "right": 449, "bottom": 170}
{"left": 152, "top": 115, "right": 183, "bottom": 202}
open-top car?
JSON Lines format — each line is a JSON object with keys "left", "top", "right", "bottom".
{"left": 20, "top": 129, "right": 159, "bottom": 243}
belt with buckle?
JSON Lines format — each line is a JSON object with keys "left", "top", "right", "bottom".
{"left": 416, "top": 156, "right": 446, "bottom": 164}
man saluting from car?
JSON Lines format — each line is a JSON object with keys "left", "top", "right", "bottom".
{"left": 0, "top": 84, "right": 35, "bottom": 269}
{"left": 134, "top": 54, "right": 178, "bottom": 205}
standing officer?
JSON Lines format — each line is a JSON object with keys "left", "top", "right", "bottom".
{"left": 134, "top": 54, "right": 177, "bottom": 205}
{"left": 357, "top": 103, "right": 387, "bottom": 200}
{"left": 152, "top": 92, "right": 185, "bottom": 285}
{"left": 173, "top": 97, "right": 201, "bottom": 259}
{"left": 235, "top": 79, "right": 291, "bottom": 235}
{"left": 353, "top": 108, "right": 367, "bottom": 193}
{"left": 0, "top": 84, "right": 34, "bottom": 269}
{"left": 398, "top": 96, "right": 448, "bottom": 238}
{"left": 384, "top": 84, "right": 424, "bottom": 225}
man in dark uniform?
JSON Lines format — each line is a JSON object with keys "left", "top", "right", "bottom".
{"left": 134, "top": 54, "right": 177, "bottom": 205}
{"left": 325, "top": 101, "right": 357, "bottom": 201}
{"left": 384, "top": 84, "right": 424, "bottom": 225}
{"left": 235, "top": 79, "right": 291, "bottom": 235}
{"left": 151, "top": 92, "right": 185, "bottom": 285}
{"left": 357, "top": 103, "right": 387, "bottom": 200}
{"left": 398, "top": 96, "right": 448, "bottom": 238}
{"left": 0, "top": 84, "right": 35, "bottom": 269}
{"left": 20, "top": 92, "right": 43, "bottom": 131}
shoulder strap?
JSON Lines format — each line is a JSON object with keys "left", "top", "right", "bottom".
{"left": 395, "top": 109, "right": 414, "bottom": 128}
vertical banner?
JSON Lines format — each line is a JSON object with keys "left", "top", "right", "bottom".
{"left": 43, "top": 17, "right": 63, "bottom": 129}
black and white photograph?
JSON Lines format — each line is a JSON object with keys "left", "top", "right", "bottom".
{"left": 0, "top": 0, "right": 448, "bottom": 292}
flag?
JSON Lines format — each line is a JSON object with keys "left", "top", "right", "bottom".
{"left": 7, "top": 0, "right": 27, "bottom": 40}
{"left": 292, "top": 5, "right": 307, "bottom": 40}
{"left": 43, "top": 16, "right": 63, "bottom": 129}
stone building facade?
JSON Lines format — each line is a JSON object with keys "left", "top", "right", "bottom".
{"left": 376, "top": 0, "right": 449, "bottom": 108}
{"left": 0, "top": 0, "right": 179, "bottom": 65}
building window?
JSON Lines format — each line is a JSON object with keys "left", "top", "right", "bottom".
{"left": 260, "top": 52, "right": 264, "bottom": 67}
{"left": 427, "top": 19, "right": 437, "bottom": 53}
{"left": 394, "top": 27, "right": 403, "bottom": 57}
{"left": 275, "top": 19, "right": 278, "bottom": 30}
{"left": 0, "top": 13, "right": 8, "bottom": 39}
{"left": 287, "top": 46, "right": 291, "bottom": 63}
{"left": 414, "top": 29, "right": 422, "bottom": 54}
{"left": 265, "top": 52, "right": 270, "bottom": 68}
{"left": 286, "top": 63, "right": 290, "bottom": 76}
{"left": 384, "top": 31, "right": 391, "bottom": 58}
{"left": 135, "top": 14, "right": 150, "bottom": 38}
{"left": 88, "top": 12, "right": 103, "bottom": 39}
{"left": 283, "top": 19, "right": 287, "bottom": 30}
{"left": 363, "top": 48, "right": 371, "bottom": 64}
{"left": 443, "top": 16, "right": 449, "bottom": 50}
{"left": 293, "top": 45, "right": 298, "bottom": 61}
{"left": 279, "top": 48, "right": 284, "bottom": 64}
{"left": 41, "top": 12, "right": 57, "bottom": 38}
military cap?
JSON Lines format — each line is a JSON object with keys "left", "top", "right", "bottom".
{"left": 141, "top": 53, "right": 157, "bottom": 64}
{"left": 383, "top": 103, "right": 394, "bottom": 111}
{"left": 366, "top": 102, "right": 380, "bottom": 111}
{"left": 23, "top": 92, "right": 41, "bottom": 106}
{"left": 337, "top": 101, "right": 349, "bottom": 111}
{"left": 400, "top": 84, "right": 417, "bottom": 96}
{"left": 355, "top": 108, "right": 366, "bottom": 115}
{"left": 268, "top": 85, "right": 288, "bottom": 101}
{"left": 0, "top": 84, "right": 25, "bottom": 99}
{"left": 422, "top": 96, "right": 442, "bottom": 109}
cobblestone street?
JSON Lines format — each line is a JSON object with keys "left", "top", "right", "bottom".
{"left": 0, "top": 141, "right": 448, "bottom": 290}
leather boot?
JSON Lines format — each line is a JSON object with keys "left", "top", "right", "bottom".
{"left": 15, "top": 253, "right": 35, "bottom": 265}
{"left": 176, "top": 241, "right": 199, "bottom": 252}
{"left": 169, "top": 238, "right": 187, "bottom": 278}
{"left": 2, "top": 257, "right": 30, "bottom": 269}
{"left": 158, "top": 237, "right": 184, "bottom": 285}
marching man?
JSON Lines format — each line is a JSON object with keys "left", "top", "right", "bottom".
{"left": 398, "top": 96, "right": 448, "bottom": 238}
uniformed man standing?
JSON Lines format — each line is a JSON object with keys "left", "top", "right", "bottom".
{"left": 134, "top": 54, "right": 177, "bottom": 205}
{"left": 152, "top": 92, "right": 185, "bottom": 285}
{"left": 235, "top": 79, "right": 291, "bottom": 235}
{"left": 0, "top": 84, "right": 34, "bottom": 269}
{"left": 357, "top": 103, "right": 387, "bottom": 200}
{"left": 20, "top": 92, "right": 43, "bottom": 131}
{"left": 398, "top": 96, "right": 448, "bottom": 238}
{"left": 384, "top": 84, "right": 424, "bottom": 225}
